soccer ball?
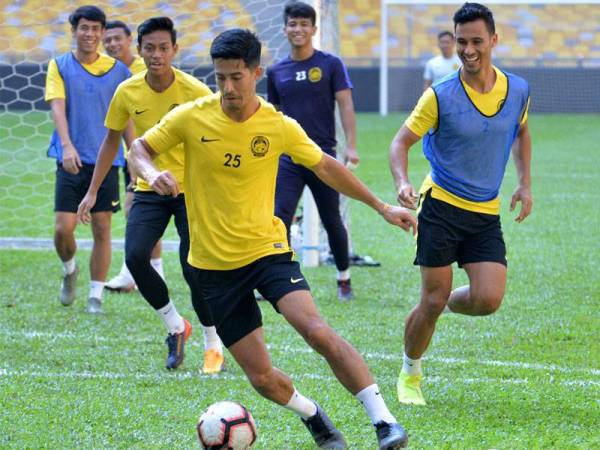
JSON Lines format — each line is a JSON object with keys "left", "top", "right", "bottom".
{"left": 197, "top": 401, "right": 257, "bottom": 450}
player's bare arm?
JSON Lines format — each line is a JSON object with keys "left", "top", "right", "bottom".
{"left": 335, "top": 88, "right": 359, "bottom": 166}
{"left": 311, "top": 153, "right": 416, "bottom": 234}
{"left": 510, "top": 121, "right": 533, "bottom": 223}
{"left": 128, "top": 138, "right": 179, "bottom": 197}
{"left": 389, "top": 124, "right": 421, "bottom": 209}
{"left": 123, "top": 120, "right": 136, "bottom": 148}
{"left": 49, "top": 98, "right": 81, "bottom": 174}
{"left": 77, "top": 128, "right": 125, "bottom": 224}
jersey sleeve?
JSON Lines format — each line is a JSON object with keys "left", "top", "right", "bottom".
{"left": 404, "top": 88, "right": 439, "bottom": 137}
{"left": 45, "top": 59, "right": 65, "bottom": 101}
{"left": 143, "top": 102, "right": 191, "bottom": 155}
{"left": 283, "top": 116, "right": 323, "bottom": 167}
{"left": 192, "top": 81, "right": 213, "bottom": 99}
{"left": 423, "top": 60, "right": 433, "bottom": 81}
{"left": 331, "top": 56, "right": 353, "bottom": 92}
{"left": 104, "top": 84, "right": 130, "bottom": 131}
{"left": 266, "top": 67, "right": 280, "bottom": 106}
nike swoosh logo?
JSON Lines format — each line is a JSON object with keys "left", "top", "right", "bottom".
{"left": 111, "top": 200, "right": 120, "bottom": 207}
{"left": 290, "top": 277, "right": 304, "bottom": 284}
{"left": 201, "top": 136, "right": 220, "bottom": 142}
{"left": 135, "top": 109, "right": 149, "bottom": 115}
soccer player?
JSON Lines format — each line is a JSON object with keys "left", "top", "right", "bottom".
{"left": 77, "top": 17, "right": 223, "bottom": 373}
{"left": 423, "top": 30, "right": 462, "bottom": 90}
{"left": 45, "top": 5, "right": 130, "bottom": 314}
{"left": 103, "top": 20, "right": 146, "bottom": 74}
{"left": 102, "top": 19, "right": 165, "bottom": 293}
{"left": 390, "top": 2, "right": 533, "bottom": 406}
{"left": 267, "top": 2, "right": 359, "bottom": 301}
{"left": 129, "top": 29, "right": 414, "bottom": 450}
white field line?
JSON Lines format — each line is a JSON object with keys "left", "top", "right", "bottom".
{"left": 4, "top": 329, "right": 600, "bottom": 378}
{"left": 1, "top": 367, "right": 599, "bottom": 388}
{"left": 0, "top": 237, "right": 180, "bottom": 251}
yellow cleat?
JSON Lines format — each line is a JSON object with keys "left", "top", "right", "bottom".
{"left": 397, "top": 371, "right": 427, "bottom": 406}
{"left": 202, "top": 349, "right": 225, "bottom": 374}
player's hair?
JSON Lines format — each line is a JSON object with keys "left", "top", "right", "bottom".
{"left": 453, "top": 2, "right": 495, "bottom": 34}
{"left": 105, "top": 20, "right": 131, "bottom": 36}
{"left": 283, "top": 1, "right": 317, "bottom": 26}
{"left": 137, "top": 17, "right": 177, "bottom": 46}
{"left": 210, "top": 29, "right": 261, "bottom": 69}
{"left": 438, "top": 30, "right": 454, "bottom": 40}
{"left": 68, "top": 5, "right": 106, "bottom": 29}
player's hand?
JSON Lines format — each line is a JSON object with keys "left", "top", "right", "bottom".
{"left": 344, "top": 147, "right": 360, "bottom": 171}
{"left": 510, "top": 184, "right": 533, "bottom": 223}
{"left": 147, "top": 170, "right": 179, "bottom": 197}
{"left": 77, "top": 191, "right": 97, "bottom": 225}
{"left": 381, "top": 204, "right": 417, "bottom": 235}
{"left": 62, "top": 143, "right": 82, "bottom": 175}
{"left": 397, "top": 182, "right": 419, "bottom": 210}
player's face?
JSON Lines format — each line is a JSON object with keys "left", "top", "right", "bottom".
{"left": 214, "top": 58, "right": 262, "bottom": 112}
{"left": 73, "top": 18, "right": 103, "bottom": 54}
{"left": 455, "top": 19, "right": 497, "bottom": 76}
{"left": 438, "top": 35, "right": 455, "bottom": 59}
{"left": 138, "top": 31, "right": 178, "bottom": 77}
{"left": 103, "top": 28, "right": 132, "bottom": 61}
{"left": 284, "top": 17, "right": 317, "bottom": 49}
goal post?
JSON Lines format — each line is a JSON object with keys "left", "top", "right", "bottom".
{"left": 302, "top": 0, "right": 348, "bottom": 267}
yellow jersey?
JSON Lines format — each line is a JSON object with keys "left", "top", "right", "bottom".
{"left": 105, "top": 68, "right": 212, "bottom": 192}
{"left": 405, "top": 66, "right": 530, "bottom": 214}
{"left": 45, "top": 53, "right": 118, "bottom": 101}
{"left": 144, "top": 93, "right": 324, "bottom": 270}
{"left": 128, "top": 56, "right": 146, "bottom": 75}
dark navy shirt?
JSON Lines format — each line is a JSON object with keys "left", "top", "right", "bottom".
{"left": 267, "top": 50, "right": 352, "bottom": 151}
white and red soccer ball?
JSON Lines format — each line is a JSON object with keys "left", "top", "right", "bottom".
{"left": 197, "top": 401, "right": 257, "bottom": 450}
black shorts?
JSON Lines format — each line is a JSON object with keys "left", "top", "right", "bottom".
{"left": 193, "top": 252, "right": 310, "bottom": 348}
{"left": 414, "top": 190, "right": 507, "bottom": 268}
{"left": 54, "top": 163, "right": 120, "bottom": 213}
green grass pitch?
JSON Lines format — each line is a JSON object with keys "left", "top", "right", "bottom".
{"left": 0, "top": 113, "right": 599, "bottom": 448}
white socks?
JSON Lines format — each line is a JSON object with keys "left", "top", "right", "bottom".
{"left": 355, "top": 384, "right": 396, "bottom": 425}
{"left": 89, "top": 280, "right": 105, "bottom": 299}
{"left": 337, "top": 269, "right": 350, "bottom": 281}
{"left": 402, "top": 353, "right": 422, "bottom": 376}
{"left": 119, "top": 261, "right": 134, "bottom": 282}
{"left": 157, "top": 300, "right": 185, "bottom": 334}
{"left": 203, "top": 326, "right": 222, "bottom": 353}
{"left": 151, "top": 258, "right": 165, "bottom": 280}
{"left": 63, "top": 258, "right": 76, "bottom": 275}
{"left": 284, "top": 389, "right": 317, "bottom": 419}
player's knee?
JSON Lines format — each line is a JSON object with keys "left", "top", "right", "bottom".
{"left": 54, "top": 222, "right": 73, "bottom": 240}
{"left": 91, "top": 222, "right": 111, "bottom": 242}
{"left": 125, "top": 246, "right": 146, "bottom": 272}
{"left": 247, "top": 370, "right": 275, "bottom": 395}
{"left": 420, "top": 288, "right": 450, "bottom": 318}
{"left": 471, "top": 286, "right": 504, "bottom": 315}
{"left": 473, "top": 292, "right": 504, "bottom": 315}
{"left": 303, "top": 320, "right": 336, "bottom": 355}
{"left": 422, "top": 298, "right": 447, "bottom": 318}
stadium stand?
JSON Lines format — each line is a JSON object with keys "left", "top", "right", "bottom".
{"left": 339, "top": 2, "right": 600, "bottom": 65}
{"left": 2, "top": 1, "right": 599, "bottom": 65}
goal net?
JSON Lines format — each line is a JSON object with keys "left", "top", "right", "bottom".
{"left": 379, "top": 0, "right": 600, "bottom": 115}
{"left": 0, "top": 0, "right": 296, "bottom": 243}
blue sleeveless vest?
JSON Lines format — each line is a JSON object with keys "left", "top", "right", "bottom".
{"left": 47, "top": 53, "right": 130, "bottom": 166}
{"left": 423, "top": 70, "right": 529, "bottom": 202}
